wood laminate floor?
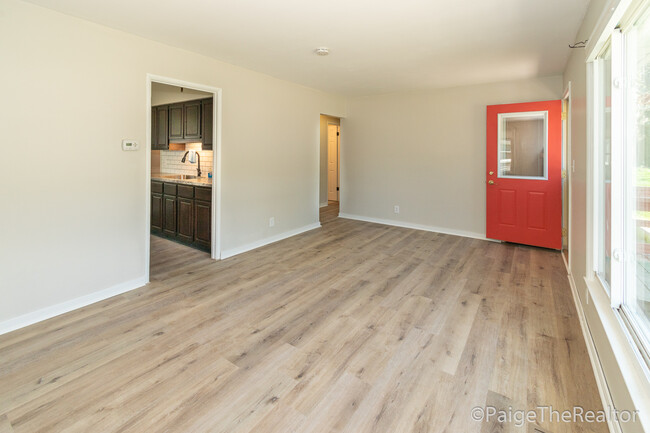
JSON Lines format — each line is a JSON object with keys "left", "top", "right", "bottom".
{"left": 0, "top": 204, "right": 606, "bottom": 432}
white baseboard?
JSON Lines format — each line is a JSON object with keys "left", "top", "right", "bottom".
{"left": 565, "top": 270, "right": 622, "bottom": 433}
{"left": 221, "top": 222, "right": 321, "bottom": 259}
{"left": 0, "top": 276, "right": 148, "bottom": 336}
{"left": 319, "top": 202, "right": 328, "bottom": 208}
{"left": 338, "top": 213, "right": 487, "bottom": 241}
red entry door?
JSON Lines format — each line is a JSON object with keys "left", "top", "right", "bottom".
{"left": 486, "top": 100, "right": 562, "bottom": 249}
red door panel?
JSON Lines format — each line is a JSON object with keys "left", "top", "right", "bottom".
{"left": 486, "top": 100, "right": 562, "bottom": 250}
{"left": 498, "top": 189, "right": 517, "bottom": 226}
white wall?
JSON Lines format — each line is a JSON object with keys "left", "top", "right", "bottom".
{"left": 564, "top": 0, "right": 644, "bottom": 430}
{"left": 341, "top": 76, "right": 562, "bottom": 237}
{"left": 0, "top": 0, "right": 346, "bottom": 329}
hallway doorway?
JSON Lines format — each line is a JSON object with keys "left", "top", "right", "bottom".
{"left": 320, "top": 114, "right": 341, "bottom": 209}
{"left": 327, "top": 124, "right": 340, "bottom": 202}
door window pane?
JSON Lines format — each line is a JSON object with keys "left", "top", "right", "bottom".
{"left": 625, "top": 7, "right": 650, "bottom": 343}
{"left": 498, "top": 112, "right": 547, "bottom": 178}
{"left": 598, "top": 46, "right": 612, "bottom": 289}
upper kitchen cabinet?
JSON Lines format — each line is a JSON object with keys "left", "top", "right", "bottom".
{"left": 168, "top": 104, "right": 184, "bottom": 141}
{"left": 151, "top": 105, "right": 169, "bottom": 150}
{"left": 184, "top": 101, "right": 202, "bottom": 140}
{"left": 201, "top": 98, "right": 213, "bottom": 150}
{"left": 152, "top": 98, "right": 213, "bottom": 149}
{"left": 168, "top": 101, "right": 201, "bottom": 142}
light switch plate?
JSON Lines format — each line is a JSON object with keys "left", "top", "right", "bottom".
{"left": 122, "top": 139, "right": 139, "bottom": 151}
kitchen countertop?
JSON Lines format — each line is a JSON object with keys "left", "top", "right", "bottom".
{"left": 152, "top": 173, "right": 212, "bottom": 187}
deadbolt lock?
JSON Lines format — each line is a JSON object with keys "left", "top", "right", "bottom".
{"left": 489, "top": 171, "right": 494, "bottom": 175}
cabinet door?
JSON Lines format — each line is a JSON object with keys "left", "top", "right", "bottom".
{"left": 163, "top": 195, "right": 177, "bottom": 235}
{"left": 194, "top": 199, "right": 211, "bottom": 251}
{"left": 169, "top": 104, "right": 183, "bottom": 140}
{"left": 154, "top": 106, "right": 169, "bottom": 150}
{"left": 151, "top": 193, "right": 163, "bottom": 233}
{"left": 184, "top": 101, "right": 201, "bottom": 139}
{"left": 177, "top": 197, "right": 194, "bottom": 244}
{"left": 202, "top": 98, "right": 213, "bottom": 150}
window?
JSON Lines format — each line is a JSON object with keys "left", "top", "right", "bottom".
{"left": 595, "top": 45, "right": 613, "bottom": 291}
{"left": 593, "top": 2, "right": 650, "bottom": 362}
{"left": 622, "top": 6, "right": 650, "bottom": 353}
{"left": 497, "top": 112, "right": 548, "bottom": 178}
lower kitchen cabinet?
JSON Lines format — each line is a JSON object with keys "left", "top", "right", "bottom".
{"left": 151, "top": 181, "right": 211, "bottom": 252}
{"left": 151, "top": 193, "right": 163, "bottom": 233}
{"left": 193, "top": 199, "right": 211, "bottom": 250}
{"left": 177, "top": 197, "right": 194, "bottom": 243}
{"left": 163, "top": 196, "right": 177, "bottom": 235}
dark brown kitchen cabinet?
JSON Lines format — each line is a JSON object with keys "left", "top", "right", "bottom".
{"left": 152, "top": 98, "right": 212, "bottom": 148}
{"left": 168, "top": 104, "right": 184, "bottom": 140}
{"left": 151, "top": 188, "right": 163, "bottom": 233}
{"left": 184, "top": 101, "right": 202, "bottom": 139}
{"left": 193, "top": 201, "right": 211, "bottom": 250}
{"left": 177, "top": 197, "right": 194, "bottom": 243}
{"left": 193, "top": 186, "right": 212, "bottom": 250}
{"left": 163, "top": 195, "right": 177, "bottom": 235}
{"left": 151, "top": 181, "right": 211, "bottom": 252}
{"left": 167, "top": 101, "right": 201, "bottom": 142}
{"left": 152, "top": 106, "right": 169, "bottom": 150}
{"left": 201, "top": 98, "right": 213, "bottom": 150}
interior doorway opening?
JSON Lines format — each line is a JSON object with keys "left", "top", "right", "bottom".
{"left": 319, "top": 114, "right": 341, "bottom": 225}
{"left": 146, "top": 76, "right": 221, "bottom": 283}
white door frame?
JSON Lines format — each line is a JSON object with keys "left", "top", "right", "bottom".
{"left": 145, "top": 74, "right": 223, "bottom": 283}
{"left": 563, "top": 81, "right": 573, "bottom": 272}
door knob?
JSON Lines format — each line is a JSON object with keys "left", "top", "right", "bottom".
{"left": 488, "top": 180, "right": 495, "bottom": 185}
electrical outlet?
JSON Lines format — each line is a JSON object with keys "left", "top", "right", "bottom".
{"left": 394, "top": 205, "right": 400, "bottom": 214}
{"left": 269, "top": 217, "right": 275, "bottom": 227}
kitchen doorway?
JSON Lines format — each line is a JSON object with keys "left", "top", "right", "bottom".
{"left": 146, "top": 75, "right": 222, "bottom": 283}
{"left": 320, "top": 114, "right": 341, "bottom": 225}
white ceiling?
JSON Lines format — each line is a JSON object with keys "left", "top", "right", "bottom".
{"left": 25, "top": 0, "right": 590, "bottom": 96}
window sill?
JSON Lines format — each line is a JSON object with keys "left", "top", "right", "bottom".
{"left": 584, "top": 276, "right": 650, "bottom": 430}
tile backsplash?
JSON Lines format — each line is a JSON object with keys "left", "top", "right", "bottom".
{"left": 160, "top": 150, "right": 213, "bottom": 177}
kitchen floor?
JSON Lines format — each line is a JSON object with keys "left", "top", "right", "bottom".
{"left": 150, "top": 235, "right": 210, "bottom": 281}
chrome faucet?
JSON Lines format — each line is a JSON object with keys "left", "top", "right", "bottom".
{"left": 181, "top": 151, "right": 201, "bottom": 177}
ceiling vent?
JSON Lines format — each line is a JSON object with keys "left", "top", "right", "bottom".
{"left": 315, "top": 47, "right": 329, "bottom": 56}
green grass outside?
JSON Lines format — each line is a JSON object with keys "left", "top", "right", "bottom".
{"left": 638, "top": 166, "right": 650, "bottom": 187}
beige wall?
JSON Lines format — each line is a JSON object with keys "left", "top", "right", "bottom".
{"left": 564, "top": 0, "right": 643, "bottom": 430}
{"left": 320, "top": 115, "right": 341, "bottom": 205}
{"left": 341, "top": 76, "right": 562, "bottom": 237}
{"left": 0, "top": 0, "right": 346, "bottom": 327}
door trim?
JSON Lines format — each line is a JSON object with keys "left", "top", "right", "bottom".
{"left": 145, "top": 74, "right": 222, "bottom": 283}
{"left": 563, "top": 81, "right": 573, "bottom": 271}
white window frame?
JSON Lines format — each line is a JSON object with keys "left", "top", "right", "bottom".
{"left": 610, "top": 28, "right": 626, "bottom": 308}
{"left": 588, "top": 0, "right": 650, "bottom": 382}
{"left": 496, "top": 111, "right": 549, "bottom": 180}
{"left": 592, "top": 42, "right": 613, "bottom": 294}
